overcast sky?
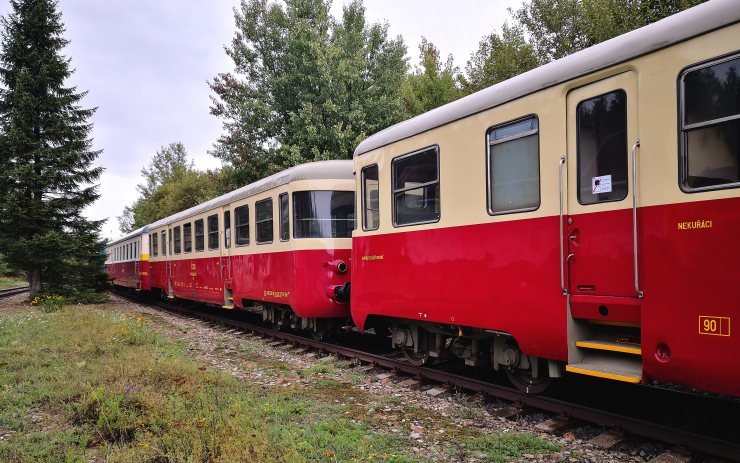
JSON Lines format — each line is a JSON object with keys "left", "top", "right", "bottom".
{"left": 0, "top": 0, "right": 523, "bottom": 240}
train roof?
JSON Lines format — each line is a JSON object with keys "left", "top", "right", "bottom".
{"left": 354, "top": 0, "right": 740, "bottom": 157}
{"left": 148, "top": 159, "right": 354, "bottom": 229}
{"left": 108, "top": 225, "right": 148, "bottom": 247}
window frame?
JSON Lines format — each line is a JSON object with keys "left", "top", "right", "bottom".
{"left": 576, "top": 88, "right": 629, "bottom": 205}
{"left": 207, "top": 214, "right": 219, "bottom": 250}
{"left": 362, "top": 164, "right": 380, "bottom": 231}
{"left": 391, "top": 145, "right": 441, "bottom": 228}
{"left": 194, "top": 219, "right": 205, "bottom": 252}
{"left": 256, "top": 197, "right": 274, "bottom": 244}
{"left": 485, "top": 115, "right": 542, "bottom": 216}
{"left": 234, "top": 204, "right": 250, "bottom": 247}
{"left": 224, "top": 210, "right": 231, "bottom": 249}
{"left": 678, "top": 52, "right": 740, "bottom": 194}
{"left": 161, "top": 230, "right": 166, "bottom": 256}
{"left": 279, "top": 193, "right": 289, "bottom": 242}
{"left": 152, "top": 233, "right": 158, "bottom": 257}
{"left": 183, "top": 222, "right": 193, "bottom": 253}
{"left": 174, "top": 226, "right": 182, "bottom": 254}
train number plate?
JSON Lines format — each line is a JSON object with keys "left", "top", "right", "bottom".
{"left": 699, "top": 316, "right": 730, "bottom": 336}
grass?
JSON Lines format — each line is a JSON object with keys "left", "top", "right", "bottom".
{"left": 0, "top": 276, "right": 26, "bottom": 290}
{"left": 0, "top": 304, "right": 561, "bottom": 462}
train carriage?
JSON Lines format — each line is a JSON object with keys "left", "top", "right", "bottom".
{"left": 350, "top": 0, "right": 740, "bottom": 396}
{"left": 147, "top": 160, "right": 355, "bottom": 337}
{"left": 105, "top": 226, "right": 150, "bottom": 291}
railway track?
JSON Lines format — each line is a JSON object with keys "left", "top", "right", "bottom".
{"left": 0, "top": 286, "right": 29, "bottom": 299}
{"left": 114, "top": 290, "right": 740, "bottom": 462}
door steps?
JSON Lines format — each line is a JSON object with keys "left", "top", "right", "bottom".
{"left": 567, "top": 323, "right": 643, "bottom": 384}
{"left": 222, "top": 305, "right": 235, "bottom": 310}
{"left": 575, "top": 339, "right": 641, "bottom": 355}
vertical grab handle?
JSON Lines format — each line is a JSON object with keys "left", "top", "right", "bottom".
{"left": 631, "top": 139, "right": 644, "bottom": 299}
{"left": 559, "top": 155, "right": 567, "bottom": 296}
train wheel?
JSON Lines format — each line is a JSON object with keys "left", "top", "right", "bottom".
{"left": 504, "top": 365, "right": 553, "bottom": 394}
{"left": 311, "top": 319, "right": 336, "bottom": 342}
{"left": 402, "top": 346, "right": 431, "bottom": 366}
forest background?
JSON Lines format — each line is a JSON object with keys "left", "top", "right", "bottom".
{"left": 117, "top": 0, "right": 704, "bottom": 233}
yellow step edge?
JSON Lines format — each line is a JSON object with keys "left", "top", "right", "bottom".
{"left": 222, "top": 305, "right": 235, "bottom": 310}
{"left": 587, "top": 320, "right": 640, "bottom": 328}
{"left": 575, "top": 341, "right": 642, "bottom": 355}
{"left": 565, "top": 365, "right": 642, "bottom": 383}
{"left": 227, "top": 296, "right": 233, "bottom": 301}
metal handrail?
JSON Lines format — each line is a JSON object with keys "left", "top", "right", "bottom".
{"left": 559, "top": 155, "right": 567, "bottom": 296}
{"left": 631, "top": 140, "right": 643, "bottom": 299}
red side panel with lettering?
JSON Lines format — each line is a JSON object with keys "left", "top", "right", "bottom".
{"left": 350, "top": 216, "right": 568, "bottom": 361}
{"left": 640, "top": 196, "right": 740, "bottom": 396}
{"left": 147, "top": 249, "right": 351, "bottom": 319}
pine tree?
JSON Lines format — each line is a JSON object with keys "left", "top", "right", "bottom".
{"left": 0, "top": 0, "right": 105, "bottom": 299}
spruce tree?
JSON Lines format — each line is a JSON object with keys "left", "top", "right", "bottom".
{"left": 0, "top": 0, "right": 105, "bottom": 299}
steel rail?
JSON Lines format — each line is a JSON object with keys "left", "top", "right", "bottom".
{"left": 0, "top": 286, "right": 30, "bottom": 298}
{"left": 117, "top": 291, "right": 740, "bottom": 462}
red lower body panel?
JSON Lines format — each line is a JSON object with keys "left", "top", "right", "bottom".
{"left": 148, "top": 249, "right": 351, "bottom": 319}
{"left": 106, "top": 261, "right": 149, "bottom": 291}
{"left": 640, "top": 197, "right": 740, "bottom": 397}
{"left": 351, "top": 216, "right": 568, "bottom": 362}
{"left": 351, "top": 195, "right": 740, "bottom": 397}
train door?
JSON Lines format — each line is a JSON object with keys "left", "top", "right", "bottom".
{"left": 565, "top": 72, "right": 640, "bottom": 299}
{"left": 563, "top": 72, "right": 643, "bottom": 384}
{"left": 221, "top": 206, "right": 234, "bottom": 308}
{"left": 166, "top": 225, "right": 174, "bottom": 298}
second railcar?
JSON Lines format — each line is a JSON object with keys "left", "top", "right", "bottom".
{"left": 146, "top": 160, "right": 355, "bottom": 337}
{"left": 105, "top": 227, "right": 150, "bottom": 292}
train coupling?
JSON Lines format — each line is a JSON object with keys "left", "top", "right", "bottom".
{"left": 326, "top": 282, "right": 351, "bottom": 303}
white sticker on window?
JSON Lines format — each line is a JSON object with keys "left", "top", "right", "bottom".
{"left": 592, "top": 175, "right": 612, "bottom": 194}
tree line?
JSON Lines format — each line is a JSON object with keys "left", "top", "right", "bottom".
{"left": 120, "top": 0, "right": 703, "bottom": 233}
{"left": 0, "top": 0, "right": 703, "bottom": 297}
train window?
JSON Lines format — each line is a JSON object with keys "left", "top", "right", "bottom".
{"left": 207, "top": 214, "right": 219, "bottom": 250}
{"left": 680, "top": 54, "right": 740, "bottom": 191}
{"left": 293, "top": 191, "right": 355, "bottom": 238}
{"left": 134, "top": 242, "right": 138, "bottom": 259}
{"left": 392, "top": 146, "right": 440, "bottom": 226}
{"left": 174, "top": 226, "right": 182, "bottom": 254}
{"left": 183, "top": 223, "right": 192, "bottom": 253}
{"left": 195, "top": 219, "right": 205, "bottom": 252}
{"left": 161, "top": 231, "right": 166, "bottom": 256}
{"left": 224, "top": 211, "right": 231, "bottom": 248}
{"left": 168, "top": 229, "right": 172, "bottom": 255}
{"left": 256, "top": 198, "right": 273, "bottom": 244}
{"left": 362, "top": 165, "right": 379, "bottom": 230}
{"left": 577, "top": 90, "right": 628, "bottom": 205}
{"left": 235, "top": 205, "right": 249, "bottom": 246}
{"left": 279, "top": 193, "right": 289, "bottom": 242}
{"left": 487, "top": 116, "right": 540, "bottom": 214}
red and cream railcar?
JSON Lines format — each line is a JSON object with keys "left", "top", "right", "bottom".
{"left": 105, "top": 227, "right": 150, "bottom": 291}
{"left": 146, "top": 160, "right": 355, "bottom": 337}
{"left": 350, "top": 1, "right": 740, "bottom": 396}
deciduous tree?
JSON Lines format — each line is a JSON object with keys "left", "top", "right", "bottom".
{"left": 118, "top": 143, "right": 225, "bottom": 233}
{"left": 513, "top": 0, "right": 706, "bottom": 65}
{"left": 461, "top": 24, "right": 538, "bottom": 95}
{"left": 210, "top": 0, "right": 407, "bottom": 184}
{"left": 400, "top": 38, "right": 463, "bottom": 117}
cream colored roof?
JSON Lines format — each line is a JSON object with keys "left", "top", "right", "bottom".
{"left": 108, "top": 225, "right": 148, "bottom": 246}
{"left": 148, "top": 159, "right": 354, "bottom": 229}
{"left": 354, "top": 0, "right": 740, "bottom": 156}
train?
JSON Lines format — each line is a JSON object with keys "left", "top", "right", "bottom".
{"left": 106, "top": 0, "right": 740, "bottom": 398}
